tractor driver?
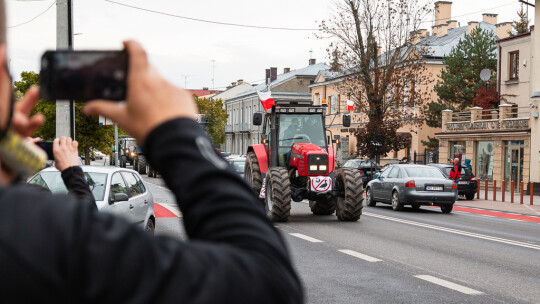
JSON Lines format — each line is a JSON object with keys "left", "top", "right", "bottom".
{"left": 283, "top": 118, "right": 301, "bottom": 141}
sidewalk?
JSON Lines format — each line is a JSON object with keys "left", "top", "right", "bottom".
{"left": 455, "top": 189, "right": 540, "bottom": 217}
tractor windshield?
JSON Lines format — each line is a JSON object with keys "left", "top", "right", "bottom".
{"left": 277, "top": 114, "right": 326, "bottom": 166}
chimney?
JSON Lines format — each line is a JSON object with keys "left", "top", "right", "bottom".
{"left": 496, "top": 22, "right": 513, "bottom": 40}
{"left": 237, "top": 79, "right": 243, "bottom": 85}
{"left": 434, "top": 1, "right": 452, "bottom": 26}
{"left": 284, "top": 67, "right": 291, "bottom": 74}
{"left": 265, "top": 69, "right": 270, "bottom": 84}
{"left": 432, "top": 24, "right": 448, "bottom": 38}
{"left": 446, "top": 20, "right": 458, "bottom": 30}
{"left": 309, "top": 59, "right": 316, "bottom": 65}
{"left": 482, "top": 13, "right": 498, "bottom": 25}
{"left": 410, "top": 29, "right": 428, "bottom": 44}
{"left": 231, "top": 82, "right": 237, "bottom": 87}
{"left": 270, "top": 67, "right": 277, "bottom": 82}
{"left": 467, "top": 21, "right": 478, "bottom": 35}
{"left": 203, "top": 87, "right": 209, "bottom": 90}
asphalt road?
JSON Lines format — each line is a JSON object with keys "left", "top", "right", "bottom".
{"left": 113, "top": 163, "right": 540, "bottom": 304}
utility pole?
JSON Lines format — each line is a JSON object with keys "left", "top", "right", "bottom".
{"left": 211, "top": 59, "right": 216, "bottom": 90}
{"left": 181, "top": 74, "right": 194, "bottom": 88}
{"left": 56, "top": 0, "right": 75, "bottom": 139}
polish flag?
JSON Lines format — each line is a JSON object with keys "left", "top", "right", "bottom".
{"left": 347, "top": 99, "right": 354, "bottom": 112}
{"left": 257, "top": 90, "right": 275, "bottom": 111}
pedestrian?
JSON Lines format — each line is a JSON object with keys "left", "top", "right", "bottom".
{"left": 0, "top": 2, "right": 302, "bottom": 302}
{"left": 399, "top": 157, "right": 408, "bottom": 164}
{"left": 464, "top": 158, "right": 472, "bottom": 171}
{"left": 449, "top": 157, "right": 462, "bottom": 201}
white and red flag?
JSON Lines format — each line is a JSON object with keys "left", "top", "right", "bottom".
{"left": 346, "top": 99, "right": 354, "bottom": 112}
{"left": 257, "top": 90, "right": 275, "bottom": 111}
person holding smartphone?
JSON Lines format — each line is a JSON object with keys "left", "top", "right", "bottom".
{"left": 0, "top": 1, "right": 302, "bottom": 302}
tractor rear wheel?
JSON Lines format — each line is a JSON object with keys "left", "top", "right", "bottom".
{"left": 265, "top": 167, "right": 292, "bottom": 222}
{"left": 245, "top": 152, "right": 263, "bottom": 196}
{"left": 309, "top": 199, "right": 335, "bottom": 215}
{"left": 334, "top": 168, "right": 363, "bottom": 221}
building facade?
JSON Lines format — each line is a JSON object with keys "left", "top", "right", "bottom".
{"left": 223, "top": 62, "right": 329, "bottom": 155}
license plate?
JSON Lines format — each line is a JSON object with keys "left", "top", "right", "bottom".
{"left": 458, "top": 181, "right": 469, "bottom": 185}
{"left": 426, "top": 186, "right": 443, "bottom": 191}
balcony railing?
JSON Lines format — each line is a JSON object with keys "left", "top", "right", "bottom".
{"left": 442, "top": 105, "right": 530, "bottom": 132}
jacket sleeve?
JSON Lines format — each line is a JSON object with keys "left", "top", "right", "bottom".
{"left": 61, "top": 166, "right": 97, "bottom": 211}
{"left": 70, "top": 118, "right": 303, "bottom": 303}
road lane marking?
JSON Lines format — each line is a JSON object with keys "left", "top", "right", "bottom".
{"left": 338, "top": 249, "right": 382, "bottom": 262}
{"left": 364, "top": 212, "right": 540, "bottom": 251}
{"left": 289, "top": 233, "right": 324, "bottom": 243}
{"left": 414, "top": 275, "right": 483, "bottom": 295}
{"left": 144, "top": 180, "right": 172, "bottom": 192}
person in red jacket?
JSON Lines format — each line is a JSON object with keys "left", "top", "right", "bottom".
{"left": 449, "top": 157, "right": 462, "bottom": 200}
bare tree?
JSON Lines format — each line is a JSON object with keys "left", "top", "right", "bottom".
{"left": 319, "top": 0, "right": 432, "bottom": 161}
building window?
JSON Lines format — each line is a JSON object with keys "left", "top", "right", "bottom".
{"left": 476, "top": 141, "right": 494, "bottom": 181}
{"left": 330, "top": 95, "right": 338, "bottom": 113}
{"left": 509, "top": 51, "right": 519, "bottom": 80}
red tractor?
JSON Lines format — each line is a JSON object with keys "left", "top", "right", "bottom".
{"left": 244, "top": 101, "right": 363, "bottom": 222}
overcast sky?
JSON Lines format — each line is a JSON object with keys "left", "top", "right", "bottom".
{"left": 5, "top": 0, "right": 534, "bottom": 90}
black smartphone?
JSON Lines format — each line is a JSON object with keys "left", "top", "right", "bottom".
{"left": 40, "top": 50, "right": 128, "bottom": 102}
{"left": 36, "top": 141, "right": 54, "bottom": 160}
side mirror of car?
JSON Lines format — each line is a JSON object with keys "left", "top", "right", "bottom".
{"left": 373, "top": 173, "right": 379, "bottom": 179}
{"left": 110, "top": 193, "right": 129, "bottom": 204}
{"left": 253, "top": 113, "right": 263, "bottom": 126}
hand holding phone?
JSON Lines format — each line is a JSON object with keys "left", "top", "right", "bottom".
{"left": 40, "top": 50, "right": 128, "bottom": 102}
{"left": 36, "top": 141, "right": 54, "bottom": 160}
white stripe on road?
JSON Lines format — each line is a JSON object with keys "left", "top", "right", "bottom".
{"left": 289, "top": 233, "right": 324, "bottom": 243}
{"left": 414, "top": 275, "right": 484, "bottom": 295}
{"left": 338, "top": 249, "right": 382, "bottom": 262}
{"left": 364, "top": 212, "right": 540, "bottom": 251}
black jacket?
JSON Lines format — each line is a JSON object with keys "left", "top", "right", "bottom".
{"left": 0, "top": 118, "right": 303, "bottom": 303}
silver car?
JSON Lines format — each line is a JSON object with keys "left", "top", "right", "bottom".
{"left": 365, "top": 164, "right": 456, "bottom": 213}
{"left": 28, "top": 166, "right": 156, "bottom": 232}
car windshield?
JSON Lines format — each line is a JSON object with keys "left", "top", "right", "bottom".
{"left": 28, "top": 171, "right": 108, "bottom": 201}
{"left": 231, "top": 160, "right": 245, "bottom": 173}
{"left": 405, "top": 167, "right": 445, "bottom": 178}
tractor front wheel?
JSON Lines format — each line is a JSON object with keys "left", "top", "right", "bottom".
{"left": 309, "top": 199, "right": 336, "bottom": 215}
{"left": 265, "top": 167, "right": 292, "bottom": 222}
{"left": 334, "top": 168, "right": 363, "bottom": 221}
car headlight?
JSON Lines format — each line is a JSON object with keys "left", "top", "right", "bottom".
{"left": 319, "top": 165, "right": 327, "bottom": 171}
{"left": 310, "top": 165, "right": 318, "bottom": 171}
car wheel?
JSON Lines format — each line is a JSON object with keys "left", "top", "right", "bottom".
{"left": 391, "top": 191, "right": 404, "bottom": 211}
{"left": 441, "top": 204, "right": 453, "bottom": 214}
{"left": 465, "top": 193, "right": 475, "bottom": 200}
{"left": 145, "top": 219, "right": 155, "bottom": 234}
{"left": 365, "top": 188, "right": 376, "bottom": 207}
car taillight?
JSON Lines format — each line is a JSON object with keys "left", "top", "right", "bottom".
{"left": 470, "top": 177, "right": 477, "bottom": 181}
{"left": 405, "top": 180, "right": 415, "bottom": 188}
{"left": 360, "top": 171, "right": 364, "bottom": 174}
{"left": 452, "top": 182, "right": 457, "bottom": 189}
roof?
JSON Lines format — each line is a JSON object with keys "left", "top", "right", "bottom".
{"left": 228, "top": 62, "right": 329, "bottom": 100}
{"left": 212, "top": 83, "right": 253, "bottom": 101}
{"left": 188, "top": 89, "right": 223, "bottom": 97}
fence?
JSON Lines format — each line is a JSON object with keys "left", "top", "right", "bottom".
{"left": 476, "top": 179, "right": 536, "bottom": 205}
{"left": 412, "top": 149, "right": 439, "bottom": 165}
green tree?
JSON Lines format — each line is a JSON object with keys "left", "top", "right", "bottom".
{"left": 14, "top": 71, "right": 117, "bottom": 164}
{"left": 194, "top": 96, "right": 228, "bottom": 147}
{"left": 509, "top": 5, "right": 529, "bottom": 36}
{"left": 427, "top": 27, "right": 497, "bottom": 127}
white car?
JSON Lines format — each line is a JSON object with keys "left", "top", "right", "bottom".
{"left": 28, "top": 166, "right": 155, "bottom": 232}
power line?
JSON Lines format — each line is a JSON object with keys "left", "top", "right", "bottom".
{"left": 105, "top": 0, "right": 517, "bottom": 32}
{"left": 7, "top": 0, "right": 56, "bottom": 29}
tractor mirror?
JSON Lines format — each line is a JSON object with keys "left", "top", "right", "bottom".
{"left": 253, "top": 113, "right": 263, "bottom": 125}
{"left": 342, "top": 114, "right": 351, "bottom": 127}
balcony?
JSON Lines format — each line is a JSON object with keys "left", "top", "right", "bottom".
{"left": 442, "top": 105, "right": 530, "bottom": 133}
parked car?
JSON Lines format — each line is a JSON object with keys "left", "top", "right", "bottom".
{"left": 343, "top": 159, "right": 381, "bottom": 186}
{"left": 27, "top": 166, "right": 156, "bottom": 232}
{"left": 427, "top": 163, "right": 478, "bottom": 200}
{"left": 365, "top": 164, "right": 457, "bottom": 213}
{"left": 228, "top": 156, "right": 246, "bottom": 178}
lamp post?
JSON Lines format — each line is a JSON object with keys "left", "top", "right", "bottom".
{"left": 56, "top": 0, "right": 75, "bottom": 139}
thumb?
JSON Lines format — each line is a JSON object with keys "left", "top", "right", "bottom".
{"left": 83, "top": 101, "right": 126, "bottom": 124}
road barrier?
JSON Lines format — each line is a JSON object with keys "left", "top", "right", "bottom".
{"left": 476, "top": 180, "right": 535, "bottom": 205}
{"left": 520, "top": 182, "right": 524, "bottom": 205}
{"left": 493, "top": 180, "right": 497, "bottom": 201}
{"left": 485, "top": 180, "right": 488, "bottom": 200}
{"left": 531, "top": 183, "right": 534, "bottom": 206}
{"left": 502, "top": 180, "right": 505, "bottom": 202}
{"left": 511, "top": 181, "right": 515, "bottom": 204}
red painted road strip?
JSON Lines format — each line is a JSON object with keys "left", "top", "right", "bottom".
{"left": 154, "top": 203, "right": 177, "bottom": 218}
{"left": 452, "top": 206, "right": 540, "bottom": 224}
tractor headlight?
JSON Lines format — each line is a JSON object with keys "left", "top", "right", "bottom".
{"left": 307, "top": 154, "right": 329, "bottom": 174}
{"left": 310, "top": 165, "right": 318, "bottom": 171}
{"left": 319, "top": 165, "right": 327, "bottom": 171}
{"left": 131, "top": 152, "right": 135, "bottom": 157}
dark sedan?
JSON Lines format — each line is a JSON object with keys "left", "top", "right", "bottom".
{"left": 427, "top": 163, "right": 478, "bottom": 200}
{"left": 343, "top": 159, "right": 381, "bottom": 186}
{"left": 365, "top": 164, "right": 457, "bottom": 213}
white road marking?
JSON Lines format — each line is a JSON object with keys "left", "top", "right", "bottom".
{"left": 145, "top": 180, "right": 172, "bottom": 192}
{"left": 338, "top": 249, "right": 382, "bottom": 262}
{"left": 289, "top": 233, "right": 324, "bottom": 243}
{"left": 364, "top": 212, "right": 540, "bottom": 251}
{"left": 414, "top": 275, "right": 484, "bottom": 295}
